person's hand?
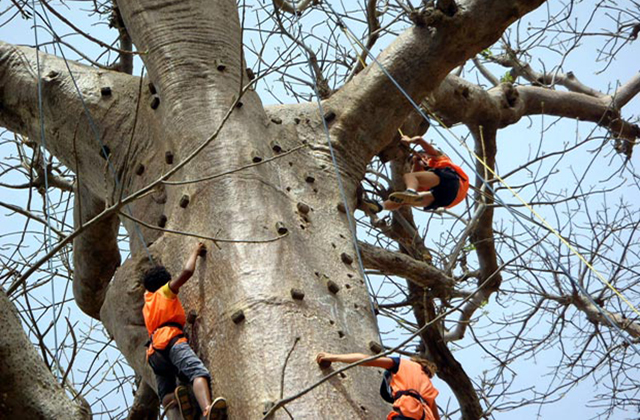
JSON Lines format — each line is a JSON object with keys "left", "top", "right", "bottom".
{"left": 400, "top": 135, "right": 415, "bottom": 145}
{"left": 316, "top": 352, "right": 334, "bottom": 367}
{"left": 195, "top": 242, "right": 207, "bottom": 257}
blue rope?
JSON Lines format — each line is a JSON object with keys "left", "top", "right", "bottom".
{"left": 321, "top": 1, "right": 640, "bottom": 357}
{"left": 288, "top": 1, "right": 384, "bottom": 345}
{"left": 31, "top": 0, "right": 61, "bottom": 380}
{"left": 36, "top": 3, "right": 153, "bottom": 264}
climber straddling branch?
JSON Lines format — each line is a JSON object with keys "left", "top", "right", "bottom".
{"left": 384, "top": 135, "right": 469, "bottom": 212}
{"left": 143, "top": 242, "right": 227, "bottom": 420}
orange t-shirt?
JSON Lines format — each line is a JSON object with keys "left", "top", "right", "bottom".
{"left": 386, "top": 359, "right": 439, "bottom": 420}
{"left": 413, "top": 153, "right": 469, "bottom": 208}
{"left": 143, "top": 283, "right": 187, "bottom": 356}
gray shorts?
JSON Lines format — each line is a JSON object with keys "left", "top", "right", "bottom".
{"left": 148, "top": 342, "right": 211, "bottom": 398}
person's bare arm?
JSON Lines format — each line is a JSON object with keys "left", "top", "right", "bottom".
{"left": 169, "top": 242, "right": 206, "bottom": 293}
{"left": 401, "top": 135, "right": 440, "bottom": 157}
{"left": 315, "top": 352, "right": 395, "bottom": 369}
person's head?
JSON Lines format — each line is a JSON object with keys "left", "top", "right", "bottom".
{"left": 142, "top": 265, "right": 172, "bottom": 292}
{"left": 410, "top": 356, "right": 437, "bottom": 378}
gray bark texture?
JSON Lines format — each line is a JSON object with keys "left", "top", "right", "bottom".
{"left": 0, "top": 0, "right": 585, "bottom": 418}
{"left": 0, "top": 290, "right": 90, "bottom": 420}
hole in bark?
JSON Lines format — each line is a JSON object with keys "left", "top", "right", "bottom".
{"left": 327, "top": 280, "right": 340, "bottom": 294}
{"left": 165, "top": 151, "right": 174, "bottom": 164}
{"left": 360, "top": 406, "right": 367, "bottom": 412}
{"left": 339, "top": 372, "right": 347, "bottom": 379}
{"left": 323, "top": 111, "right": 336, "bottom": 123}
{"left": 313, "top": 188, "right": 318, "bottom": 193}
{"left": 276, "top": 222, "right": 288, "bottom": 235}
{"left": 100, "top": 86, "right": 112, "bottom": 97}
{"left": 291, "top": 288, "right": 305, "bottom": 300}
{"left": 271, "top": 141, "right": 282, "bottom": 153}
{"left": 286, "top": 187, "right": 291, "bottom": 192}
{"left": 314, "top": 272, "right": 320, "bottom": 277}
{"left": 150, "top": 96, "right": 160, "bottom": 109}
{"left": 300, "top": 224, "right": 305, "bottom": 229}
{"left": 338, "top": 330, "right": 345, "bottom": 338}
{"left": 135, "top": 163, "right": 145, "bottom": 175}
{"left": 297, "top": 202, "right": 310, "bottom": 214}
{"left": 331, "top": 243, "right": 336, "bottom": 248}
{"left": 354, "top": 303, "right": 359, "bottom": 309}
{"left": 369, "top": 341, "right": 383, "bottom": 354}
{"left": 179, "top": 195, "right": 190, "bottom": 208}
{"left": 231, "top": 310, "right": 245, "bottom": 324}
{"left": 289, "top": 162, "right": 293, "bottom": 166}
{"left": 345, "top": 284, "right": 351, "bottom": 289}
{"left": 347, "top": 274, "right": 353, "bottom": 278}
{"left": 270, "top": 117, "right": 282, "bottom": 125}
{"left": 148, "top": 82, "right": 157, "bottom": 95}
{"left": 329, "top": 319, "right": 335, "bottom": 325}
{"left": 294, "top": 117, "right": 301, "bottom": 124}
{"left": 99, "top": 145, "right": 111, "bottom": 160}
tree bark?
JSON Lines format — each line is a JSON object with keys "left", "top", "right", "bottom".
{"left": 0, "top": 290, "right": 90, "bottom": 420}
{"left": 0, "top": 0, "right": 554, "bottom": 417}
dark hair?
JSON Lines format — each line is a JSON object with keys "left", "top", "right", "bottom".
{"left": 410, "top": 356, "right": 437, "bottom": 378}
{"left": 143, "top": 265, "right": 172, "bottom": 292}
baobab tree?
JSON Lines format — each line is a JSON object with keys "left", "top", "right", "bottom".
{"left": 0, "top": 0, "right": 639, "bottom": 419}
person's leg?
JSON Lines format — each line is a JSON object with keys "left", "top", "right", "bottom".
{"left": 149, "top": 353, "right": 181, "bottom": 420}
{"left": 192, "top": 376, "right": 212, "bottom": 414}
{"left": 170, "top": 342, "right": 221, "bottom": 415}
{"left": 387, "top": 171, "right": 441, "bottom": 208}
{"left": 405, "top": 171, "right": 440, "bottom": 191}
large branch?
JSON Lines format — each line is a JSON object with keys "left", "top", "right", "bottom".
{"left": 358, "top": 241, "right": 455, "bottom": 298}
{"left": 0, "top": 289, "right": 90, "bottom": 419}
{"left": 426, "top": 74, "right": 640, "bottom": 143}
{"left": 327, "top": 0, "right": 546, "bottom": 167}
{"left": 72, "top": 183, "right": 121, "bottom": 320}
{"left": 0, "top": 42, "right": 154, "bottom": 198}
{"left": 572, "top": 294, "right": 640, "bottom": 339}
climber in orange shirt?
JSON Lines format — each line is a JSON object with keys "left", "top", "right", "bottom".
{"left": 383, "top": 135, "right": 469, "bottom": 212}
{"left": 316, "top": 352, "right": 440, "bottom": 420}
{"left": 143, "top": 242, "right": 226, "bottom": 420}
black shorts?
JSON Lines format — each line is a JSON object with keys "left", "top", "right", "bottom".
{"left": 148, "top": 342, "right": 211, "bottom": 398}
{"left": 424, "top": 167, "right": 460, "bottom": 210}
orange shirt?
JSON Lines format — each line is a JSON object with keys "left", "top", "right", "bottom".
{"left": 387, "top": 359, "right": 439, "bottom": 420}
{"left": 143, "top": 283, "right": 187, "bottom": 356}
{"left": 413, "top": 153, "right": 469, "bottom": 208}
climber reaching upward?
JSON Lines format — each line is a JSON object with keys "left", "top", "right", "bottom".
{"left": 142, "top": 242, "right": 227, "bottom": 420}
{"left": 316, "top": 351, "right": 440, "bottom": 420}
{"left": 383, "top": 135, "right": 469, "bottom": 212}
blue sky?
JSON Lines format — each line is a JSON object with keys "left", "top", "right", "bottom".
{"left": 0, "top": 1, "right": 638, "bottom": 418}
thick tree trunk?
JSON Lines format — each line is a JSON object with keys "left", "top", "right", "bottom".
{"left": 0, "top": 0, "right": 556, "bottom": 417}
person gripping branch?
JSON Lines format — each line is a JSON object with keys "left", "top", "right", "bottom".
{"left": 316, "top": 352, "right": 440, "bottom": 420}
{"left": 142, "top": 242, "right": 227, "bottom": 420}
{"left": 383, "top": 135, "right": 469, "bottom": 212}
